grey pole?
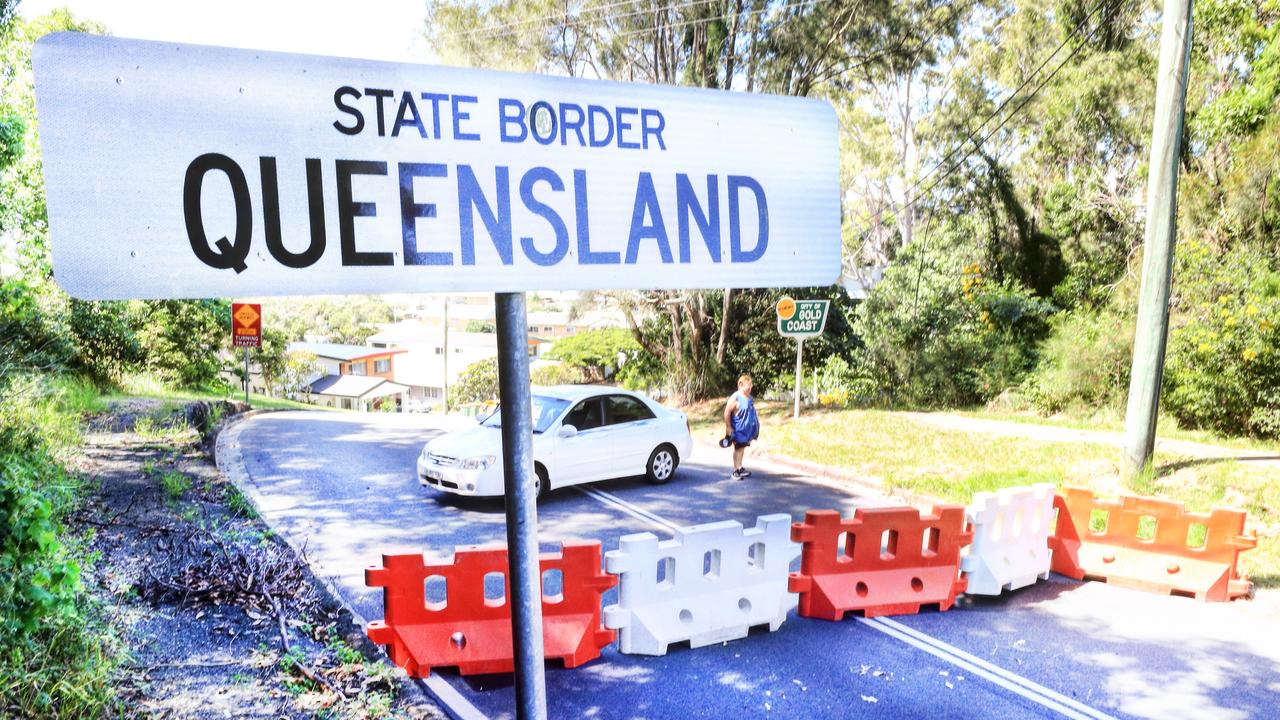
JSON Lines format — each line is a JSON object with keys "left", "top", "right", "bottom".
{"left": 1122, "top": 0, "right": 1194, "bottom": 478}
{"left": 493, "top": 291, "right": 547, "bottom": 720}
{"left": 244, "top": 348, "right": 250, "bottom": 404}
{"left": 793, "top": 338, "right": 803, "bottom": 419}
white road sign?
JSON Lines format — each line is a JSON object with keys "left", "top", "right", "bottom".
{"left": 34, "top": 33, "right": 840, "bottom": 300}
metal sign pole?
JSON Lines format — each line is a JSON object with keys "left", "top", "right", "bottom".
{"left": 493, "top": 291, "right": 547, "bottom": 720}
{"left": 244, "top": 348, "right": 250, "bottom": 404}
{"left": 793, "top": 338, "right": 804, "bottom": 419}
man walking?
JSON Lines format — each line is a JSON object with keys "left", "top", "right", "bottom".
{"left": 723, "top": 373, "right": 760, "bottom": 480}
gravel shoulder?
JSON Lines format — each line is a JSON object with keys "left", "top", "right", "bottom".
{"left": 67, "top": 400, "right": 443, "bottom": 719}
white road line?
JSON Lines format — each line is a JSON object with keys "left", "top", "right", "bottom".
{"left": 861, "top": 619, "right": 1113, "bottom": 720}
{"left": 575, "top": 487, "right": 681, "bottom": 532}
{"left": 872, "top": 617, "right": 1116, "bottom": 720}
{"left": 576, "top": 482, "right": 1114, "bottom": 720}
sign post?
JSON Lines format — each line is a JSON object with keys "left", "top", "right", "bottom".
{"left": 232, "top": 302, "right": 262, "bottom": 404}
{"left": 34, "top": 34, "right": 840, "bottom": 719}
{"left": 776, "top": 297, "right": 830, "bottom": 418}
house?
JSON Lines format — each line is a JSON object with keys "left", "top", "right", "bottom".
{"left": 364, "top": 322, "right": 521, "bottom": 410}
{"left": 289, "top": 342, "right": 410, "bottom": 411}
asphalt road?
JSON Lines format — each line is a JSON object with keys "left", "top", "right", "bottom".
{"left": 221, "top": 411, "right": 1280, "bottom": 720}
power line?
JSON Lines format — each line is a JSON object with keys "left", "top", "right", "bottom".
{"left": 440, "top": 0, "right": 742, "bottom": 45}
{"left": 887, "top": 0, "right": 1116, "bottom": 230}
{"left": 901, "top": 0, "right": 1126, "bottom": 317}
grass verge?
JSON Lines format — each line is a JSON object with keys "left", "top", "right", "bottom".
{"left": 686, "top": 399, "right": 1279, "bottom": 589}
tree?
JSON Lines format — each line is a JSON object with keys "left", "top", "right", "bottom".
{"left": 545, "top": 328, "right": 641, "bottom": 381}
{"left": 251, "top": 328, "right": 291, "bottom": 395}
{"left": 465, "top": 319, "right": 496, "bottom": 333}
{"left": 452, "top": 356, "right": 499, "bottom": 405}
{"left": 279, "top": 350, "right": 322, "bottom": 402}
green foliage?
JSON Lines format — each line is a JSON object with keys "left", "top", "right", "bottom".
{"left": 452, "top": 356, "right": 499, "bottom": 405}
{"left": 1020, "top": 304, "right": 1135, "bottom": 414}
{"left": 530, "top": 362, "right": 587, "bottom": 386}
{"left": 545, "top": 328, "right": 641, "bottom": 381}
{"left": 854, "top": 236, "right": 1055, "bottom": 408}
{"left": 159, "top": 470, "right": 191, "bottom": 500}
{"left": 0, "top": 375, "right": 119, "bottom": 715}
{"left": 1164, "top": 239, "right": 1280, "bottom": 437}
{"left": 134, "top": 300, "right": 231, "bottom": 389}
{"left": 465, "top": 319, "right": 496, "bottom": 333}
{"left": 267, "top": 296, "right": 395, "bottom": 344}
{"left": 251, "top": 327, "right": 291, "bottom": 394}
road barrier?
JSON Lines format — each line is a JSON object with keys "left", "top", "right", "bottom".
{"left": 962, "top": 484, "right": 1055, "bottom": 596}
{"left": 789, "top": 506, "right": 972, "bottom": 619}
{"left": 602, "top": 514, "right": 799, "bottom": 655}
{"left": 364, "top": 540, "right": 616, "bottom": 676}
{"left": 1049, "top": 487, "right": 1257, "bottom": 601}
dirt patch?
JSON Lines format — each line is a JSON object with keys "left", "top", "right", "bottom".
{"left": 67, "top": 401, "right": 441, "bottom": 719}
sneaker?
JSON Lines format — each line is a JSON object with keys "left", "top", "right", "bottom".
{"left": 732, "top": 469, "right": 744, "bottom": 480}
{"left": 738, "top": 469, "right": 753, "bottom": 478}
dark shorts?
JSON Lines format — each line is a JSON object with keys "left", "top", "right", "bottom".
{"left": 733, "top": 440, "right": 751, "bottom": 449}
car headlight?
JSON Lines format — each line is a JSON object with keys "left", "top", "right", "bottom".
{"left": 460, "top": 455, "right": 496, "bottom": 470}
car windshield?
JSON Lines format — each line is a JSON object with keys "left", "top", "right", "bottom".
{"left": 481, "top": 395, "right": 572, "bottom": 434}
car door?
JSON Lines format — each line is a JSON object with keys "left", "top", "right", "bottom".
{"left": 602, "top": 394, "right": 660, "bottom": 476}
{"left": 553, "top": 396, "right": 612, "bottom": 485}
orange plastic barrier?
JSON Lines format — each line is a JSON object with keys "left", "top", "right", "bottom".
{"left": 365, "top": 540, "right": 617, "bottom": 677}
{"left": 1049, "top": 487, "right": 1256, "bottom": 601}
{"left": 788, "top": 506, "right": 972, "bottom": 620}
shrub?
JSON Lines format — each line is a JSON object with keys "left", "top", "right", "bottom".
{"left": 1163, "top": 240, "right": 1280, "bottom": 437}
{"left": 1021, "top": 306, "right": 1135, "bottom": 414}
{"left": 854, "top": 240, "right": 1055, "bottom": 408}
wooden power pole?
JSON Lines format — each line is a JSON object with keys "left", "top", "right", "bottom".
{"left": 1123, "top": 0, "right": 1195, "bottom": 478}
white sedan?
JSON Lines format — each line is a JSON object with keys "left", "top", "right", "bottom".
{"left": 416, "top": 385, "right": 693, "bottom": 498}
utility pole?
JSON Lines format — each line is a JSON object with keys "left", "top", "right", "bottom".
{"left": 1123, "top": 0, "right": 1195, "bottom": 478}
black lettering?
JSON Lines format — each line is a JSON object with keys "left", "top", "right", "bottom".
{"left": 363, "top": 88, "right": 394, "bottom": 136}
{"left": 333, "top": 86, "right": 364, "bottom": 135}
{"left": 336, "top": 159, "right": 393, "bottom": 266}
{"left": 183, "top": 153, "right": 251, "bottom": 273}
{"left": 261, "top": 156, "right": 326, "bottom": 268}
{"left": 399, "top": 162, "right": 451, "bottom": 266}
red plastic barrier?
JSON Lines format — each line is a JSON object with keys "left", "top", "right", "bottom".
{"left": 365, "top": 540, "right": 616, "bottom": 677}
{"left": 1050, "top": 487, "right": 1256, "bottom": 601}
{"left": 788, "top": 506, "right": 972, "bottom": 619}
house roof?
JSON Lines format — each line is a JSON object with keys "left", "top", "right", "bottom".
{"left": 305, "top": 374, "right": 409, "bottom": 399}
{"left": 289, "top": 342, "right": 406, "bottom": 362}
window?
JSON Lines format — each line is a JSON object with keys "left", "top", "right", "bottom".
{"left": 434, "top": 347, "right": 443, "bottom": 355}
{"left": 605, "top": 395, "right": 655, "bottom": 425}
{"left": 425, "top": 387, "right": 441, "bottom": 399}
{"left": 348, "top": 361, "right": 366, "bottom": 376}
{"left": 566, "top": 326, "right": 575, "bottom": 334}
{"left": 371, "top": 342, "right": 387, "bottom": 348}
{"left": 544, "top": 326, "right": 554, "bottom": 332}
{"left": 374, "top": 359, "right": 390, "bottom": 373}
{"left": 562, "top": 398, "right": 605, "bottom": 431}
{"left": 341, "top": 398, "right": 353, "bottom": 410}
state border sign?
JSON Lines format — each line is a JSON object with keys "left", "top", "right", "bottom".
{"left": 33, "top": 33, "right": 840, "bottom": 300}
{"left": 777, "top": 297, "right": 829, "bottom": 339}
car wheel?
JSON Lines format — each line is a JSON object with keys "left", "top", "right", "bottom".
{"left": 535, "top": 464, "right": 550, "bottom": 500}
{"left": 645, "top": 445, "right": 677, "bottom": 485}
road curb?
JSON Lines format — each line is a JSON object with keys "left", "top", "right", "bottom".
{"left": 213, "top": 411, "right": 447, "bottom": 717}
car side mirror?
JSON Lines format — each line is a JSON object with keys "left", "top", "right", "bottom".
{"left": 558, "top": 424, "right": 578, "bottom": 438}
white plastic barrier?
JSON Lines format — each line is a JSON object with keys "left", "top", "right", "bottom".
{"left": 603, "top": 514, "right": 799, "bottom": 656}
{"left": 962, "top": 483, "right": 1055, "bottom": 595}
